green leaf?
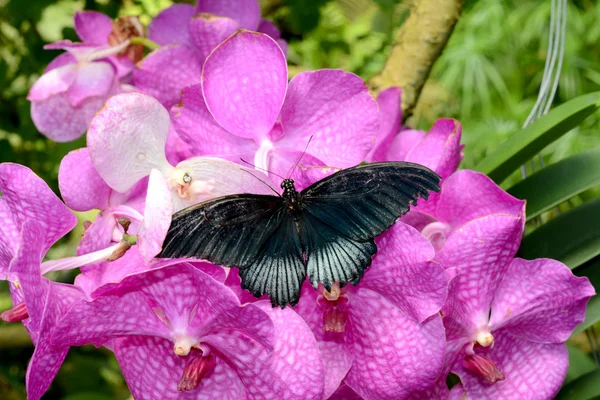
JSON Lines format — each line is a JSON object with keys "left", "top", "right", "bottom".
{"left": 475, "top": 92, "right": 600, "bottom": 183}
{"left": 573, "top": 256, "right": 600, "bottom": 335}
{"left": 555, "top": 369, "right": 600, "bottom": 400}
{"left": 517, "top": 198, "right": 600, "bottom": 269}
{"left": 565, "top": 344, "right": 597, "bottom": 384}
{"left": 507, "top": 147, "right": 600, "bottom": 221}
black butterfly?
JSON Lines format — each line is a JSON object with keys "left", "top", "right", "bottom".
{"left": 158, "top": 162, "right": 441, "bottom": 307}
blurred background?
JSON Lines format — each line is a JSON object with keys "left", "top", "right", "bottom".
{"left": 1, "top": 0, "right": 599, "bottom": 398}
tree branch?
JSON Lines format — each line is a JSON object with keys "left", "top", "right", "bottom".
{"left": 368, "top": 0, "right": 464, "bottom": 121}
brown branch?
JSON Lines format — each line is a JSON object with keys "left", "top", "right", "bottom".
{"left": 368, "top": 0, "right": 464, "bottom": 121}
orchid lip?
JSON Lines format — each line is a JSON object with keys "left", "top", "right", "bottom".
{"left": 254, "top": 139, "right": 274, "bottom": 172}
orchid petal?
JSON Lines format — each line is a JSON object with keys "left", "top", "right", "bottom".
{"left": 362, "top": 222, "right": 447, "bottom": 322}
{"left": 207, "top": 302, "right": 325, "bottom": 400}
{"left": 172, "top": 157, "right": 277, "bottom": 211}
{"left": 436, "top": 170, "right": 526, "bottom": 232}
{"left": 189, "top": 14, "right": 240, "bottom": 61}
{"left": 44, "top": 52, "right": 77, "bottom": 73}
{"left": 489, "top": 258, "right": 594, "bottom": 343}
{"left": 195, "top": 0, "right": 261, "bottom": 31}
{"left": 257, "top": 19, "right": 281, "bottom": 39}
{"left": 148, "top": 4, "right": 195, "bottom": 46}
{"left": 436, "top": 215, "right": 524, "bottom": 329}
{"left": 31, "top": 91, "right": 114, "bottom": 142}
{"left": 278, "top": 70, "right": 378, "bottom": 167}
{"left": 138, "top": 169, "right": 173, "bottom": 262}
{"left": 66, "top": 61, "right": 115, "bottom": 106}
{"left": 268, "top": 149, "right": 335, "bottom": 190}
{"left": 387, "top": 129, "right": 426, "bottom": 161}
{"left": 27, "top": 64, "right": 77, "bottom": 102}
{"left": 87, "top": 92, "right": 172, "bottom": 193}
{"left": 59, "top": 148, "right": 111, "bottom": 211}
{"left": 201, "top": 31, "right": 287, "bottom": 140}
{"left": 345, "top": 290, "right": 446, "bottom": 399}
{"left": 294, "top": 284, "right": 351, "bottom": 398}
{"left": 0, "top": 198, "right": 19, "bottom": 271}
{"left": 54, "top": 264, "right": 244, "bottom": 347}
{"left": 74, "top": 11, "right": 112, "bottom": 44}
{"left": 114, "top": 335, "right": 244, "bottom": 399}
{"left": 366, "top": 87, "right": 402, "bottom": 162}
{"left": 404, "top": 119, "right": 463, "bottom": 179}
{"left": 133, "top": 45, "right": 202, "bottom": 108}
{"left": 454, "top": 331, "right": 567, "bottom": 400}
{"left": 0, "top": 163, "right": 77, "bottom": 255}
{"left": 171, "top": 84, "right": 257, "bottom": 160}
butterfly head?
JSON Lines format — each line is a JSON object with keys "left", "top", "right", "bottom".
{"left": 280, "top": 178, "right": 295, "bottom": 190}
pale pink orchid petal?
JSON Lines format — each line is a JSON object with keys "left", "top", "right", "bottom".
{"left": 137, "top": 169, "right": 173, "bottom": 262}
{"left": 195, "top": 0, "right": 261, "bottom": 31}
{"left": 366, "top": 87, "right": 402, "bottom": 162}
{"left": 87, "top": 92, "right": 172, "bottom": 193}
{"left": 201, "top": 31, "right": 287, "bottom": 140}
{"left": 27, "top": 64, "right": 77, "bottom": 102}
{"left": 278, "top": 70, "right": 378, "bottom": 168}
{"left": 188, "top": 14, "right": 240, "bottom": 61}
{"left": 66, "top": 61, "right": 115, "bottom": 106}
{"left": 74, "top": 11, "right": 113, "bottom": 45}
{"left": 489, "top": 258, "right": 595, "bottom": 343}
{"left": 31, "top": 90, "right": 117, "bottom": 142}
{"left": 148, "top": 4, "right": 195, "bottom": 46}
{"left": 58, "top": 148, "right": 111, "bottom": 212}
{"left": 44, "top": 52, "right": 77, "bottom": 73}
{"left": 171, "top": 156, "right": 277, "bottom": 211}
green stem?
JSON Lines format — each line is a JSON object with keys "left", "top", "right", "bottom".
{"left": 130, "top": 37, "right": 161, "bottom": 51}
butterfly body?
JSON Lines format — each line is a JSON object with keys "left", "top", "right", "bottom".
{"left": 158, "top": 162, "right": 441, "bottom": 307}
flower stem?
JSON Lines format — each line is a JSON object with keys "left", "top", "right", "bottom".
{"left": 130, "top": 37, "right": 161, "bottom": 51}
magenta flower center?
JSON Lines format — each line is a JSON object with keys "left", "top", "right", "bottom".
{"left": 317, "top": 284, "right": 349, "bottom": 333}
{"left": 0, "top": 302, "right": 29, "bottom": 322}
{"left": 462, "top": 354, "right": 505, "bottom": 383}
{"left": 177, "top": 350, "right": 217, "bottom": 392}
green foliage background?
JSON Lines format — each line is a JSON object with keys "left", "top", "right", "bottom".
{"left": 0, "top": 0, "right": 599, "bottom": 398}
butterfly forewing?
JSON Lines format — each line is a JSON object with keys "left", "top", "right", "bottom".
{"left": 159, "top": 194, "right": 286, "bottom": 267}
{"left": 300, "top": 162, "right": 441, "bottom": 241}
{"left": 239, "top": 210, "right": 306, "bottom": 307}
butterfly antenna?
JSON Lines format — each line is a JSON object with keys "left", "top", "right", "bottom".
{"left": 286, "top": 135, "right": 313, "bottom": 178}
{"left": 240, "top": 158, "right": 285, "bottom": 180}
{"left": 240, "top": 169, "right": 281, "bottom": 197}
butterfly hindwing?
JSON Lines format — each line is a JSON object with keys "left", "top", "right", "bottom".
{"left": 159, "top": 195, "right": 286, "bottom": 267}
{"left": 239, "top": 209, "right": 306, "bottom": 307}
{"left": 301, "top": 212, "right": 377, "bottom": 290}
{"left": 300, "top": 162, "right": 441, "bottom": 241}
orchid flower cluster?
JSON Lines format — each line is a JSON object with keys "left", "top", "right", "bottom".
{"left": 1, "top": 2, "right": 595, "bottom": 399}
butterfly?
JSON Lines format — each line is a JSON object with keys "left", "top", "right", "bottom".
{"left": 158, "top": 162, "right": 441, "bottom": 307}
